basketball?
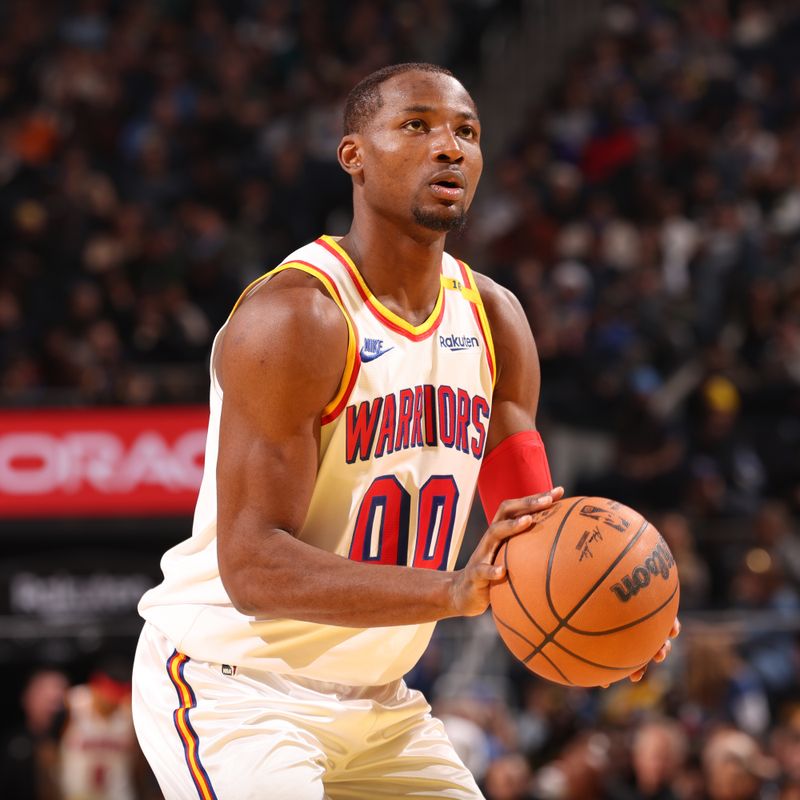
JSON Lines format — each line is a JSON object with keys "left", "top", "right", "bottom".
{"left": 489, "top": 496, "right": 680, "bottom": 687}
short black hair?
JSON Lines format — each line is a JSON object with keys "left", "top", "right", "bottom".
{"left": 343, "top": 62, "right": 455, "bottom": 135}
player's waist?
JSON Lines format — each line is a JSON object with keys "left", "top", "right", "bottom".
{"left": 140, "top": 604, "right": 436, "bottom": 686}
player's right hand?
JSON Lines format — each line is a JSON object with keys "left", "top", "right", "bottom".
{"left": 448, "top": 486, "right": 564, "bottom": 617}
{"left": 489, "top": 486, "right": 565, "bottom": 525}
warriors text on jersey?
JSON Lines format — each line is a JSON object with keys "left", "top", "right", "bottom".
{"left": 139, "top": 236, "right": 495, "bottom": 685}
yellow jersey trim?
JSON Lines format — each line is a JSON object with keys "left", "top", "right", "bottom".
{"left": 319, "top": 235, "right": 446, "bottom": 339}
{"left": 226, "top": 261, "right": 358, "bottom": 422}
{"left": 457, "top": 260, "right": 497, "bottom": 389}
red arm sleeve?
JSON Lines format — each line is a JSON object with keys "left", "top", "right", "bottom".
{"left": 477, "top": 430, "right": 553, "bottom": 523}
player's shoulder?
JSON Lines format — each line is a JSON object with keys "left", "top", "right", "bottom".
{"left": 229, "top": 267, "right": 345, "bottom": 342}
{"left": 220, "top": 265, "right": 348, "bottom": 391}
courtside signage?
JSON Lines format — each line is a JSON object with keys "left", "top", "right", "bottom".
{"left": 0, "top": 407, "right": 208, "bottom": 518}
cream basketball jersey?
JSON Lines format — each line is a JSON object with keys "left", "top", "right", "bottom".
{"left": 139, "top": 236, "right": 495, "bottom": 685}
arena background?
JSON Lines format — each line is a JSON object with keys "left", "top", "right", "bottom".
{"left": 2, "top": 1, "right": 800, "bottom": 798}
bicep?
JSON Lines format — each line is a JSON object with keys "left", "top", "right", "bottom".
{"left": 216, "top": 382, "right": 319, "bottom": 541}
{"left": 215, "top": 284, "right": 348, "bottom": 570}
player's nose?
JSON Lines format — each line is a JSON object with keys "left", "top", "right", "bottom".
{"left": 432, "top": 126, "right": 464, "bottom": 163}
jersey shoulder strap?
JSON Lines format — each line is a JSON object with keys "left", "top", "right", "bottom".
{"left": 442, "top": 256, "right": 497, "bottom": 388}
{"left": 224, "top": 243, "right": 359, "bottom": 424}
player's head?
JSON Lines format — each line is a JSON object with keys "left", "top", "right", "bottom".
{"left": 343, "top": 64, "right": 456, "bottom": 136}
{"left": 88, "top": 657, "right": 132, "bottom": 716}
{"left": 21, "top": 667, "right": 68, "bottom": 733}
{"left": 338, "top": 63, "right": 482, "bottom": 237}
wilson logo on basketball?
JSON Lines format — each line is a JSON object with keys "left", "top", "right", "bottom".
{"left": 610, "top": 540, "right": 675, "bottom": 603}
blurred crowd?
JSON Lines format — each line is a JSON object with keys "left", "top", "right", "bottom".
{"left": 414, "top": 503, "right": 799, "bottom": 798}
{"left": 0, "top": 0, "right": 517, "bottom": 405}
{"left": 0, "top": 663, "right": 160, "bottom": 800}
{"left": 408, "top": 605, "right": 800, "bottom": 799}
{"left": 474, "top": 0, "right": 800, "bottom": 524}
{"left": 5, "top": 621, "right": 800, "bottom": 800}
{"left": 447, "top": 0, "right": 800, "bottom": 795}
{"left": 3, "top": 0, "right": 800, "bottom": 798}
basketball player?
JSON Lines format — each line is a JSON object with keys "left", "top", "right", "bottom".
{"left": 60, "top": 667, "right": 140, "bottom": 800}
{"left": 132, "top": 63, "right": 678, "bottom": 799}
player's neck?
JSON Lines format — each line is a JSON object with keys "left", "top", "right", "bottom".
{"left": 337, "top": 219, "right": 445, "bottom": 326}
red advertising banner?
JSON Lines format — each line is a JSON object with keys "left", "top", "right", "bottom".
{"left": 0, "top": 406, "right": 208, "bottom": 518}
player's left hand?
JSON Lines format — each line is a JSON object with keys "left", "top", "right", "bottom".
{"left": 626, "top": 617, "right": 681, "bottom": 683}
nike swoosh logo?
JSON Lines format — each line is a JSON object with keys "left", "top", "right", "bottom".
{"left": 359, "top": 344, "right": 394, "bottom": 362}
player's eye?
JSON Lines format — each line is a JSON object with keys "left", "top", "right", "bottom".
{"left": 403, "top": 119, "right": 427, "bottom": 132}
{"left": 458, "top": 125, "right": 477, "bottom": 140}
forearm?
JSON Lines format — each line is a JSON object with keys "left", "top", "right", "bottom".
{"left": 220, "top": 528, "right": 457, "bottom": 627}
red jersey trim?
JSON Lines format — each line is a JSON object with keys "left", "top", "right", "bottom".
{"left": 269, "top": 260, "right": 361, "bottom": 426}
{"left": 317, "top": 236, "right": 446, "bottom": 342}
{"left": 456, "top": 259, "right": 496, "bottom": 386}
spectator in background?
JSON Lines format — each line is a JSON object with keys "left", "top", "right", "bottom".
{"left": 531, "top": 730, "right": 610, "bottom": 800}
{"left": 702, "top": 727, "right": 779, "bottom": 800}
{"left": 578, "top": 365, "right": 687, "bottom": 511}
{"left": 771, "top": 703, "right": 800, "bottom": 798}
{"left": 687, "top": 375, "right": 766, "bottom": 517}
{"left": 781, "top": 781, "right": 800, "bottom": 800}
{"left": 680, "top": 628, "right": 770, "bottom": 738}
{"left": 440, "top": 711, "right": 492, "bottom": 790}
{"left": 483, "top": 752, "right": 534, "bottom": 800}
{"left": 514, "top": 677, "right": 593, "bottom": 768}
{"left": 732, "top": 549, "right": 800, "bottom": 704}
{"left": 753, "top": 501, "right": 800, "bottom": 592}
{"left": 0, "top": 667, "right": 68, "bottom": 800}
{"left": 605, "top": 717, "right": 688, "bottom": 800}
{"left": 657, "top": 512, "right": 711, "bottom": 610}
{"left": 59, "top": 661, "right": 145, "bottom": 800}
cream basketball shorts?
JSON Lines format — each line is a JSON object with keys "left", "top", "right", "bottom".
{"left": 132, "top": 622, "right": 484, "bottom": 799}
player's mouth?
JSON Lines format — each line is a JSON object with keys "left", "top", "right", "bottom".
{"left": 428, "top": 170, "right": 466, "bottom": 201}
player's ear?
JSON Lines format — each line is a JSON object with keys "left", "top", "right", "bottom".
{"left": 338, "top": 135, "right": 364, "bottom": 183}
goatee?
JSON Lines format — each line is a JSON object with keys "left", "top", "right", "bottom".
{"left": 412, "top": 206, "right": 467, "bottom": 234}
